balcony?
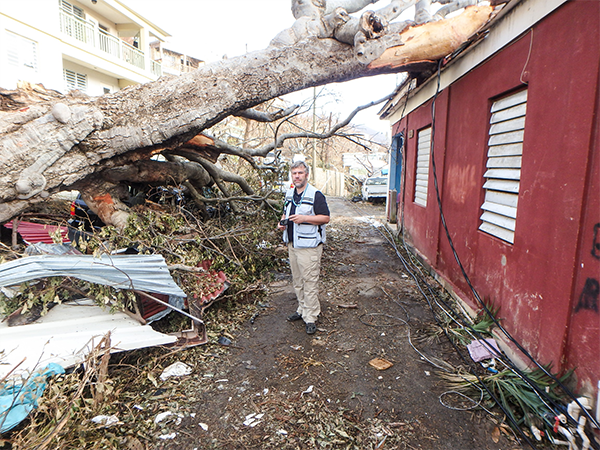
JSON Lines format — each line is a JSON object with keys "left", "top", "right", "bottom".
{"left": 59, "top": 10, "right": 161, "bottom": 76}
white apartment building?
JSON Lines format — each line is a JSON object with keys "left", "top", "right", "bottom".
{"left": 0, "top": 0, "right": 170, "bottom": 96}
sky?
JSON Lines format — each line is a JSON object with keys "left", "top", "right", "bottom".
{"left": 124, "top": 0, "right": 409, "bottom": 140}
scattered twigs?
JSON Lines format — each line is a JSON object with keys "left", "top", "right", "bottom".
{"left": 0, "top": 357, "right": 26, "bottom": 385}
{"left": 6, "top": 334, "right": 115, "bottom": 449}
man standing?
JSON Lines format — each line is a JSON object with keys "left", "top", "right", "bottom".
{"left": 277, "top": 161, "right": 330, "bottom": 335}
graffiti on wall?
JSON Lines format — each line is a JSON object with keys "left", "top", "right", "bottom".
{"left": 575, "top": 278, "right": 599, "bottom": 313}
{"left": 592, "top": 223, "right": 600, "bottom": 259}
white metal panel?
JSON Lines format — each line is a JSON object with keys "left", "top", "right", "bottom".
{"left": 488, "top": 143, "right": 523, "bottom": 157}
{"left": 483, "top": 168, "right": 521, "bottom": 180}
{"left": 0, "top": 299, "right": 177, "bottom": 379}
{"left": 481, "top": 201, "right": 517, "bottom": 219}
{"left": 480, "top": 89, "right": 526, "bottom": 243}
{"left": 479, "top": 222, "right": 515, "bottom": 244}
{"left": 414, "top": 127, "right": 431, "bottom": 207}
{"left": 490, "top": 103, "right": 527, "bottom": 124}
{"left": 486, "top": 156, "right": 522, "bottom": 168}
{"left": 489, "top": 117, "right": 526, "bottom": 135}
{"left": 490, "top": 89, "right": 528, "bottom": 113}
{"left": 488, "top": 130, "right": 525, "bottom": 146}
{"left": 483, "top": 179, "right": 520, "bottom": 193}
{"left": 0, "top": 254, "right": 187, "bottom": 298}
{"left": 415, "top": 192, "right": 427, "bottom": 207}
{"left": 484, "top": 190, "right": 518, "bottom": 208}
{"left": 480, "top": 211, "right": 516, "bottom": 231}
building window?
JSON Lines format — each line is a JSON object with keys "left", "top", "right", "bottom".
{"left": 5, "top": 31, "right": 38, "bottom": 73}
{"left": 60, "top": 0, "right": 85, "bottom": 19}
{"left": 414, "top": 126, "right": 431, "bottom": 207}
{"left": 63, "top": 68, "right": 87, "bottom": 92}
{"left": 479, "top": 89, "right": 527, "bottom": 244}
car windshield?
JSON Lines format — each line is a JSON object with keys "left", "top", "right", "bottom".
{"left": 366, "top": 177, "right": 387, "bottom": 186}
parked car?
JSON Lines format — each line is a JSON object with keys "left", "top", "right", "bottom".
{"left": 361, "top": 176, "right": 388, "bottom": 201}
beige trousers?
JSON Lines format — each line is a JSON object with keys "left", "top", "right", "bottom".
{"left": 288, "top": 243, "right": 323, "bottom": 323}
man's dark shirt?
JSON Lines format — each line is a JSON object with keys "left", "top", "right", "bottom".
{"left": 287, "top": 188, "right": 329, "bottom": 244}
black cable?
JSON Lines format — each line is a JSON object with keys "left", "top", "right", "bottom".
{"left": 426, "top": 58, "right": 600, "bottom": 432}
{"left": 374, "top": 216, "right": 538, "bottom": 448}
{"left": 349, "top": 202, "right": 536, "bottom": 446}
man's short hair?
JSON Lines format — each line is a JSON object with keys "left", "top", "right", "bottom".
{"left": 290, "top": 160, "right": 310, "bottom": 175}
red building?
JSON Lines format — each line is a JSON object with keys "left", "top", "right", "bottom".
{"left": 381, "top": 0, "right": 599, "bottom": 398}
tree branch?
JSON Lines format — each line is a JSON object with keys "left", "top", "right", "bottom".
{"left": 234, "top": 105, "right": 299, "bottom": 122}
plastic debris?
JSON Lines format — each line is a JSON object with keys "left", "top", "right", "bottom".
{"left": 199, "top": 422, "right": 209, "bottom": 431}
{"left": 154, "top": 411, "right": 183, "bottom": 425}
{"left": 243, "top": 413, "right": 264, "bottom": 427}
{"left": 467, "top": 339, "right": 501, "bottom": 362}
{"left": 369, "top": 358, "right": 394, "bottom": 371}
{"left": 217, "top": 336, "right": 232, "bottom": 346}
{"left": 160, "top": 362, "right": 192, "bottom": 381}
{"left": 301, "top": 385, "right": 314, "bottom": 397}
{"left": 90, "top": 414, "right": 120, "bottom": 427}
{"left": 158, "top": 433, "right": 177, "bottom": 440}
{"left": 0, "top": 363, "right": 65, "bottom": 433}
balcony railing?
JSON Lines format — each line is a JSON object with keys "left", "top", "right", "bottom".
{"left": 150, "top": 60, "right": 162, "bottom": 77}
{"left": 59, "top": 10, "right": 161, "bottom": 75}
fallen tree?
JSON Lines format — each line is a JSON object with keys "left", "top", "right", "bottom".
{"left": 0, "top": 1, "right": 496, "bottom": 229}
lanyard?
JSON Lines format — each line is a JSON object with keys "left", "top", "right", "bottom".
{"left": 292, "top": 186, "right": 308, "bottom": 207}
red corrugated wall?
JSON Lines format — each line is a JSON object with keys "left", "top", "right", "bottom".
{"left": 394, "top": 1, "right": 600, "bottom": 392}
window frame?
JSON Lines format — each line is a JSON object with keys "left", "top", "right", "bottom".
{"left": 63, "top": 68, "right": 87, "bottom": 92}
{"left": 5, "top": 30, "right": 38, "bottom": 74}
{"left": 479, "top": 89, "right": 527, "bottom": 244}
{"left": 414, "top": 126, "right": 432, "bottom": 207}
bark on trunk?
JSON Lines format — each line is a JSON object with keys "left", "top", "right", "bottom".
{"left": 0, "top": 5, "right": 492, "bottom": 225}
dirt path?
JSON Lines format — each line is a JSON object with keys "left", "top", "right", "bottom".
{"left": 157, "top": 197, "right": 518, "bottom": 449}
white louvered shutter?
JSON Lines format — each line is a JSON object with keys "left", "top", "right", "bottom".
{"left": 414, "top": 127, "right": 431, "bottom": 207}
{"left": 63, "top": 68, "right": 87, "bottom": 92}
{"left": 479, "top": 90, "right": 527, "bottom": 243}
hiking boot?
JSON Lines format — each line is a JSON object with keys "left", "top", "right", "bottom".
{"left": 306, "top": 323, "right": 317, "bottom": 335}
{"left": 287, "top": 312, "right": 302, "bottom": 322}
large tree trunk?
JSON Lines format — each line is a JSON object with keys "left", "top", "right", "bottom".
{"left": 0, "top": 5, "right": 492, "bottom": 227}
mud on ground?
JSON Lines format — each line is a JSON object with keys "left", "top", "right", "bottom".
{"left": 151, "top": 198, "right": 520, "bottom": 450}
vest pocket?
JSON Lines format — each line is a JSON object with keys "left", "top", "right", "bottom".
{"left": 297, "top": 236, "right": 318, "bottom": 247}
{"left": 296, "top": 223, "right": 319, "bottom": 248}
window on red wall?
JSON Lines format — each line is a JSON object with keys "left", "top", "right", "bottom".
{"left": 479, "top": 89, "right": 527, "bottom": 244}
{"left": 414, "top": 126, "right": 431, "bottom": 207}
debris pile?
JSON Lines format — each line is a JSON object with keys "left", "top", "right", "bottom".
{"left": 0, "top": 203, "right": 285, "bottom": 446}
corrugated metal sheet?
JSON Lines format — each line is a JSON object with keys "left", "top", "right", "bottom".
{"left": 0, "top": 299, "right": 177, "bottom": 379}
{"left": 3, "top": 221, "right": 70, "bottom": 244}
{"left": 0, "top": 254, "right": 186, "bottom": 298}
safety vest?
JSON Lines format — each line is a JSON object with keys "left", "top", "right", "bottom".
{"left": 282, "top": 184, "right": 326, "bottom": 248}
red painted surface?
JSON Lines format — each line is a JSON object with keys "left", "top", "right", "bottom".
{"left": 4, "top": 221, "right": 70, "bottom": 244}
{"left": 398, "top": 91, "right": 449, "bottom": 262}
{"left": 394, "top": 2, "right": 600, "bottom": 391}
